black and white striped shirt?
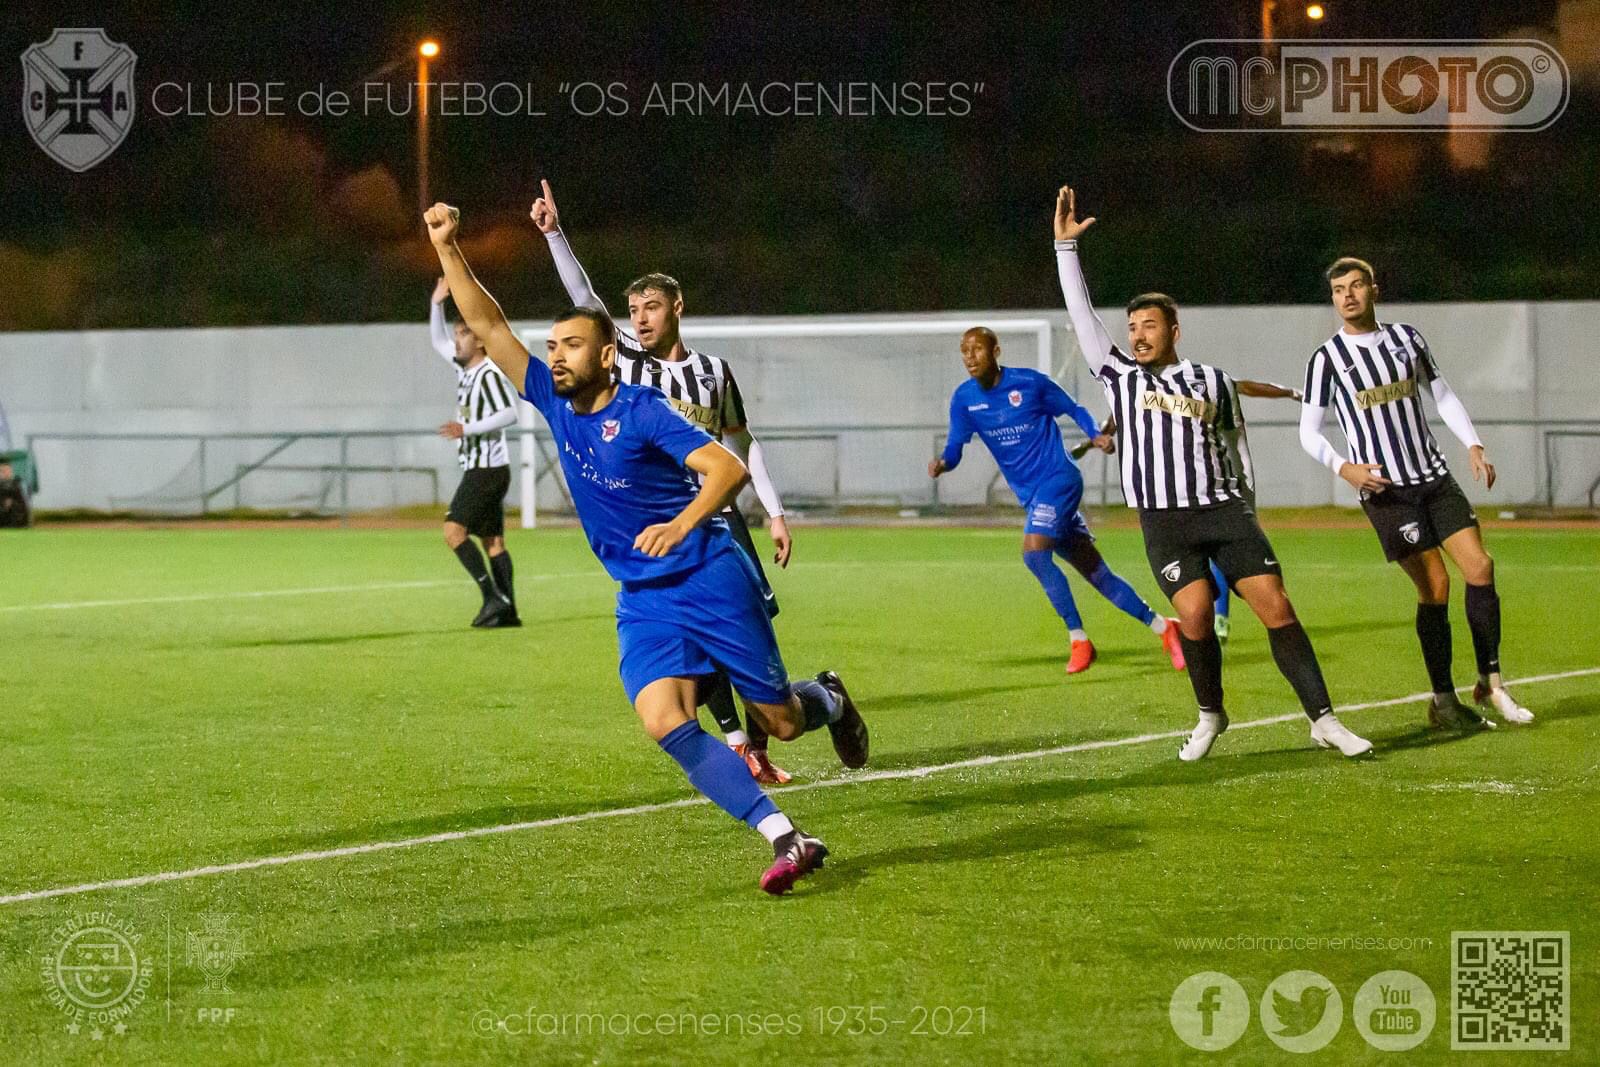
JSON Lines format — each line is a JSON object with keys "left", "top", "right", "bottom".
{"left": 430, "top": 299, "right": 517, "bottom": 470}
{"left": 1304, "top": 324, "right": 1447, "bottom": 488}
{"left": 454, "top": 361, "right": 516, "bottom": 470}
{"left": 613, "top": 331, "right": 747, "bottom": 441}
{"left": 1097, "top": 348, "right": 1247, "bottom": 510}
{"left": 1058, "top": 241, "right": 1248, "bottom": 511}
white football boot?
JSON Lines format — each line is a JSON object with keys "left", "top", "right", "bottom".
{"left": 1474, "top": 680, "right": 1534, "bottom": 724}
{"left": 1179, "top": 710, "right": 1228, "bottom": 761}
{"left": 1310, "top": 712, "right": 1373, "bottom": 757}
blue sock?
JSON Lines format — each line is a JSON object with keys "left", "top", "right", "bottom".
{"left": 1084, "top": 561, "right": 1156, "bottom": 626}
{"left": 1210, "top": 561, "right": 1230, "bottom": 618}
{"left": 1023, "top": 549, "right": 1083, "bottom": 631}
{"left": 658, "top": 720, "right": 778, "bottom": 830}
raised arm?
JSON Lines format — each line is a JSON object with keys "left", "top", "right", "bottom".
{"left": 425, "top": 203, "right": 533, "bottom": 397}
{"left": 1052, "top": 185, "right": 1116, "bottom": 374}
{"left": 428, "top": 276, "right": 456, "bottom": 363}
{"left": 529, "top": 179, "right": 610, "bottom": 314}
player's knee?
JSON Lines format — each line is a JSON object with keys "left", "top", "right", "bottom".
{"left": 1423, "top": 570, "right": 1450, "bottom": 603}
{"left": 442, "top": 523, "right": 466, "bottom": 548}
{"left": 763, "top": 704, "right": 803, "bottom": 742}
{"left": 1261, "top": 595, "right": 1298, "bottom": 628}
{"left": 1022, "top": 548, "right": 1056, "bottom": 577}
{"left": 1464, "top": 553, "right": 1494, "bottom": 587}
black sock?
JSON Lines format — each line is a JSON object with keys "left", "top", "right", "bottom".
{"left": 792, "top": 678, "right": 838, "bottom": 733}
{"left": 1177, "top": 631, "right": 1225, "bottom": 713}
{"left": 453, "top": 541, "right": 495, "bottom": 603}
{"left": 702, "top": 673, "right": 744, "bottom": 738}
{"left": 1415, "top": 602, "right": 1455, "bottom": 694}
{"left": 1464, "top": 582, "right": 1502, "bottom": 677}
{"left": 1267, "top": 622, "right": 1332, "bottom": 721}
{"left": 488, "top": 551, "right": 515, "bottom": 610}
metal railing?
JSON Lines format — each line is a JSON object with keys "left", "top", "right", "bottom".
{"left": 23, "top": 417, "right": 1600, "bottom": 521}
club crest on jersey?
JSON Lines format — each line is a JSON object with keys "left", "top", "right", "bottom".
{"left": 1399, "top": 521, "right": 1421, "bottom": 544}
{"left": 600, "top": 419, "right": 621, "bottom": 443}
{"left": 1007, "top": 390, "right": 1023, "bottom": 407}
{"left": 1162, "top": 560, "right": 1182, "bottom": 583}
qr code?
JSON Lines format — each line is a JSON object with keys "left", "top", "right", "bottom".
{"left": 1452, "top": 931, "right": 1569, "bottom": 1050}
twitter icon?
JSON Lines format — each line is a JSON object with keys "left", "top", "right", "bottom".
{"left": 1262, "top": 970, "right": 1344, "bottom": 1052}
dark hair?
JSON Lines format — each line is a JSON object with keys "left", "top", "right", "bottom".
{"left": 1324, "top": 256, "right": 1376, "bottom": 286}
{"left": 964, "top": 325, "right": 998, "bottom": 345}
{"left": 623, "top": 272, "right": 682, "bottom": 304}
{"left": 1126, "top": 292, "right": 1178, "bottom": 328}
{"left": 554, "top": 305, "right": 617, "bottom": 346}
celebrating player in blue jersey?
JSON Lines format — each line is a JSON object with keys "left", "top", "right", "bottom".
{"left": 930, "top": 327, "right": 1186, "bottom": 674}
{"left": 425, "top": 202, "right": 868, "bottom": 895}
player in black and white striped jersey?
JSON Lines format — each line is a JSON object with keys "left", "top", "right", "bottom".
{"left": 1300, "top": 257, "right": 1533, "bottom": 727}
{"left": 529, "top": 181, "right": 799, "bottom": 783}
{"left": 430, "top": 277, "right": 521, "bottom": 628}
{"left": 1054, "top": 184, "right": 1371, "bottom": 760}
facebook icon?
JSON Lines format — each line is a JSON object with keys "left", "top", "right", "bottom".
{"left": 1171, "top": 972, "right": 1248, "bottom": 1051}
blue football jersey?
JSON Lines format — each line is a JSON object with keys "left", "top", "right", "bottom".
{"left": 522, "top": 358, "right": 732, "bottom": 584}
{"left": 941, "top": 367, "right": 1101, "bottom": 503}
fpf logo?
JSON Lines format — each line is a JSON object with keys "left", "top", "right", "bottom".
{"left": 22, "top": 29, "right": 137, "bottom": 171}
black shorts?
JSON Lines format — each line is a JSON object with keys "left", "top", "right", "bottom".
{"left": 446, "top": 466, "right": 511, "bottom": 538}
{"left": 1360, "top": 473, "right": 1477, "bottom": 562}
{"left": 1139, "top": 498, "right": 1283, "bottom": 600}
{"left": 725, "top": 507, "right": 779, "bottom": 618}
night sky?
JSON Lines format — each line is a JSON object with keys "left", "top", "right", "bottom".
{"left": 1, "top": 2, "right": 1588, "bottom": 328}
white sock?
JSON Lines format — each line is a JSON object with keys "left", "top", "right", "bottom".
{"left": 1149, "top": 616, "right": 1168, "bottom": 635}
{"left": 724, "top": 729, "right": 750, "bottom": 748}
{"left": 1069, "top": 628, "right": 1089, "bottom": 643}
{"left": 755, "top": 812, "right": 794, "bottom": 844}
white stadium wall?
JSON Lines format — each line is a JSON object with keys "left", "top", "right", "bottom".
{"left": 1, "top": 302, "right": 1597, "bottom": 515}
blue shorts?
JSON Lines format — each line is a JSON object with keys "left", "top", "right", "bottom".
{"left": 616, "top": 544, "right": 791, "bottom": 706}
{"left": 1023, "top": 479, "right": 1092, "bottom": 544}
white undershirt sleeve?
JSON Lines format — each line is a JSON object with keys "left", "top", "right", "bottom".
{"left": 1054, "top": 241, "right": 1116, "bottom": 375}
{"left": 428, "top": 299, "right": 455, "bottom": 363}
{"left": 724, "top": 429, "right": 785, "bottom": 518}
{"left": 1298, "top": 400, "right": 1348, "bottom": 474}
{"left": 543, "top": 228, "right": 609, "bottom": 313}
{"left": 460, "top": 406, "right": 519, "bottom": 437}
{"left": 1429, "top": 376, "right": 1483, "bottom": 450}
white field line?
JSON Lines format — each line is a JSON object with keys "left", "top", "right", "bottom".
{"left": 8, "top": 551, "right": 1599, "bottom": 614}
{"left": 0, "top": 573, "right": 603, "bottom": 613}
{"left": 2, "top": 666, "right": 1594, "bottom": 908}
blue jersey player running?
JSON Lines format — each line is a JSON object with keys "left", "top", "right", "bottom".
{"left": 425, "top": 203, "right": 868, "bottom": 895}
{"left": 930, "top": 327, "right": 1186, "bottom": 675}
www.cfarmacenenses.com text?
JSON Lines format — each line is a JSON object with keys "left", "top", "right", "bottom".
{"left": 149, "top": 80, "right": 986, "bottom": 119}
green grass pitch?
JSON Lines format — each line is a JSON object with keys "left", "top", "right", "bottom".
{"left": 1, "top": 521, "right": 1595, "bottom": 1064}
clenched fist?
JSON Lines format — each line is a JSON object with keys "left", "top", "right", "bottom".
{"left": 424, "top": 202, "right": 460, "bottom": 247}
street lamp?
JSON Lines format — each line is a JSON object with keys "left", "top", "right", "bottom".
{"left": 417, "top": 39, "right": 440, "bottom": 214}
{"left": 1306, "top": 4, "right": 1325, "bottom": 20}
